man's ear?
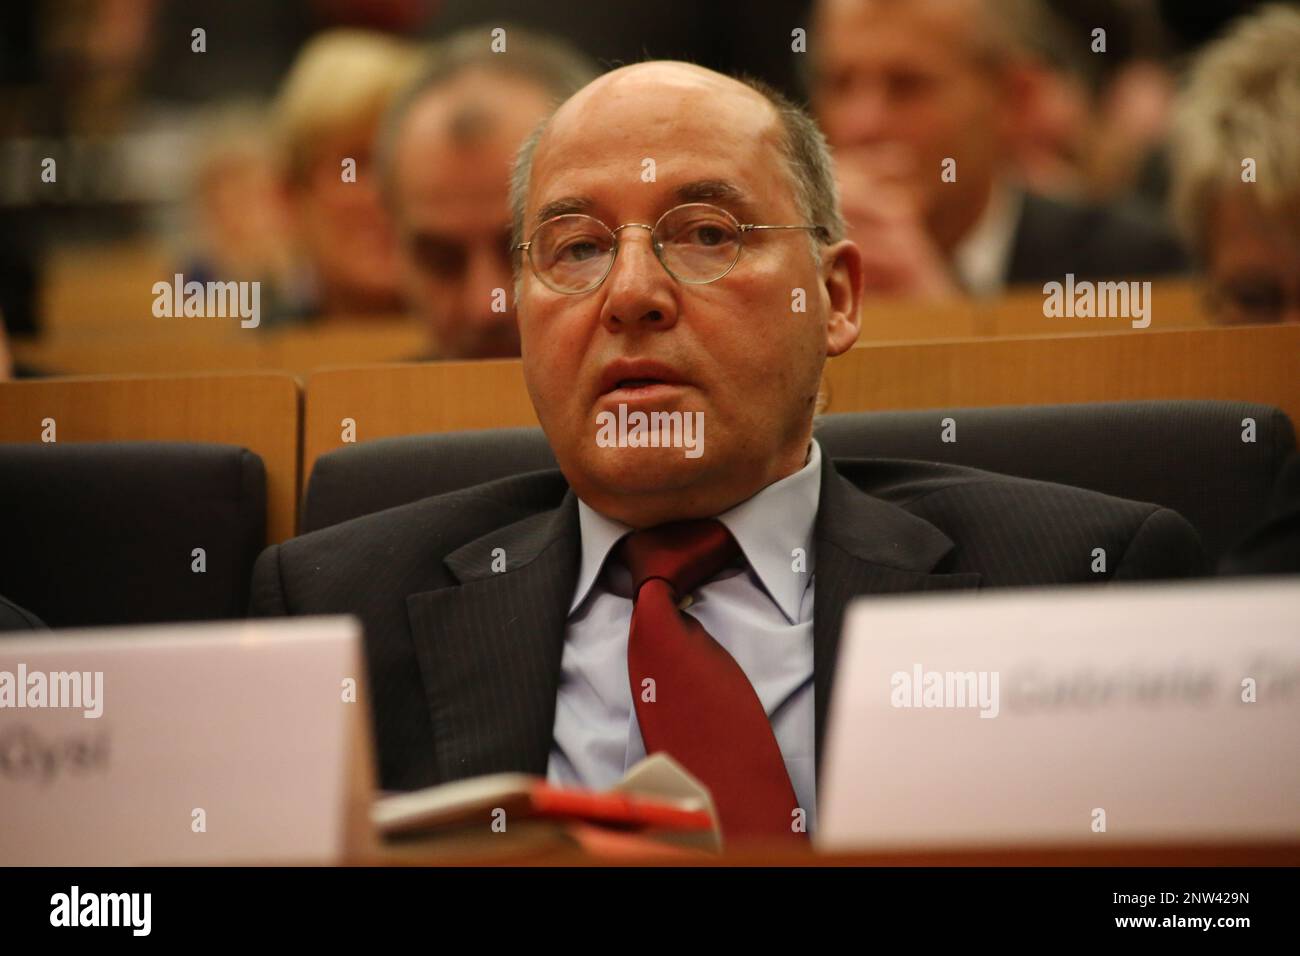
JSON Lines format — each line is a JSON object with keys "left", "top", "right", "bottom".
{"left": 822, "top": 238, "right": 862, "bottom": 357}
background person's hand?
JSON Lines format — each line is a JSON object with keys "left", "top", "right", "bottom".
{"left": 834, "top": 144, "right": 962, "bottom": 300}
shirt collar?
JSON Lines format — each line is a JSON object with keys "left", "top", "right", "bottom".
{"left": 570, "top": 499, "right": 634, "bottom": 615}
{"left": 569, "top": 440, "right": 822, "bottom": 623}
{"left": 951, "top": 180, "right": 1023, "bottom": 298}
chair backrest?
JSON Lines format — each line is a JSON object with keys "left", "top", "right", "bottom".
{"left": 303, "top": 359, "right": 537, "bottom": 479}
{"left": 299, "top": 400, "right": 1295, "bottom": 565}
{"left": 814, "top": 401, "right": 1295, "bottom": 562}
{"left": 0, "top": 372, "right": 299, "bottom": 542}
{"left": 0, "top": 442, "right": 266, "bottom": 627}
{"left": 302, "top": 427, "right": 556, "bottom": 532}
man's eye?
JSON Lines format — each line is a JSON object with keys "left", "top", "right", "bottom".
{"left": 667, "top": 220, "right": 735, "bottom": 246}
{"left": 556, "top": 239, "right": 604, "bottom": 262}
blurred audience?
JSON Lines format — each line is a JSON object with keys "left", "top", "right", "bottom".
{"left": 1010, "top": 0, "right": 1177, "bottom": 206}
{"left": 179, "top": 105, "right": 299, "bottom": 319}
{"left": 272, "top": 29, "right": 423, "bottom": 322}
{"left": 377, "top": 27, "right": 598, "bottom": 359}
{"left": 808, "top": 0, "right": 1188, "bottom": 299}
{"left": 0, "top": 315, "right": 12, "bottom": 380}
{"left": 1169, "top": 4, "right": 1300, "bottom": 327}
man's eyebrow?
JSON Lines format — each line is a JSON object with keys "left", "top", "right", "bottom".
{"left": 534, "top": 196, "right": 595, "bottom": 223}
{"left": 532, "top": 180, "right": 758, "bottom": 227}
{"left": 672, "top": 180, "right": 758, "bottom": 217}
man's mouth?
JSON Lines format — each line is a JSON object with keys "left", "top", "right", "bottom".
{"left": 597, "top": 359, "right": 690, "bottom": 398}
{"left": 614, "top": 378, "right": 663, "bottom": 390}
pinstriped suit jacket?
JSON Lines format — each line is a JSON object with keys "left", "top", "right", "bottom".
{"left": 249, "top": 456, "right": 1204, "bottom": 792}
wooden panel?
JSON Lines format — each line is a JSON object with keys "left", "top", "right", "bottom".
{"left": 266, "top": 322, "right": 427, "bottom": 373}
{"left": 855, "top": 279, "right": 1214, "bottom": 345}
{"left": 12, "top": 333, "right": 265, "bottom": 375}
{"left": 303, "top": 360, "right": 537, "bottom": 478}
{"left": 988, "top": 278, "right": 1215, "bottom": 337}
{"left": 40, "top": 242, "right": 174, "bottom": 333}
{"left": 11, "top": 319, "right": 428, "bottom": 378}
{"left": 0, "top": 373, "right": 301, "bottom": 543}
{"left": 825, "top": 324, "right": 1300, "bottom": 425}
{"left": 857, "top": 299, "right": 985, "bottom": 342}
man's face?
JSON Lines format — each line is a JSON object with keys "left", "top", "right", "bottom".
{"left": 519, "top": 63, "right": 861, "bottom": 527}
{"left": 392, "top": 71, "right": 552, "bottom": 358}
{"left": 292, "top": 123, "right": 404, "bottom": 313}
{"left": 812, "top": 0, "right": 1010, "bottom": 237}
{"left": 1206, "top": 192, "right": 1300, "bottom": 326}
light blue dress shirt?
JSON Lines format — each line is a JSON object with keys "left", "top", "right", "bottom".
{"left": 547, "top": 441, "right": 821, "bottom": 833}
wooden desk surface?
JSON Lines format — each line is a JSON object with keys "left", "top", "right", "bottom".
{"left": 356, "top": 839, "right": 1300, "bottom": 867}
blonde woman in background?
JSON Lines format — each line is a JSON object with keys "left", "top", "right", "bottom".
{"left": 272, "top": 30, "right": 424, "bottom": 322}
{"left": 1169, "top": 5, "right": 1300, "bottom": 326}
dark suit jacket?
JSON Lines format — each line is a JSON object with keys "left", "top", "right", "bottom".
{"left": 0, "top": 594, "right": 46, "bottom": 632}
{"left": 1006, "top": 192, "right": 1189, "bottom": 286}
{"left": 250, "top": 457, "right": 1205, "bottom": 792}
{"left": 1220, "top": 451, "right": 1300, "bottom": 575}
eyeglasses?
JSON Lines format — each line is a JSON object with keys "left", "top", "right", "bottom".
{"left": 513, "top": 202, "right": 830, "bottom": 295}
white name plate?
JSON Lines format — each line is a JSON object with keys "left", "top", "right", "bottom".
{"left": 818, "top": 579, "right": 1300, "bottom": 850}
{"left": 0, "top": 617, "right": 374, "bottom": 865}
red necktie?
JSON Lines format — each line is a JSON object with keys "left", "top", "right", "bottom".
{"left": 618, "top": 519, "right": 804, "bottom": 844}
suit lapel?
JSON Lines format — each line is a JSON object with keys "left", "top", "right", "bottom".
{"left": 812, "top": 461, "right": 981, "bottom": 777}
{"left": 406, "top": 491, "right": 579, "bottom": 783}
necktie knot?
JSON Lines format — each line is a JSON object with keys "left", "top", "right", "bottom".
{"left": 617, "top": 519, "right": 740, "bottom": 600}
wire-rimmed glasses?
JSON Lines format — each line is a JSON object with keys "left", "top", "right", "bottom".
{"left": 514, "top": 202, "right": 829, "bottom": 294}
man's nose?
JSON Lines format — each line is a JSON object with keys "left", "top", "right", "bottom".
{"left": 598, "top": 227, "right": 678, "bottom": 334}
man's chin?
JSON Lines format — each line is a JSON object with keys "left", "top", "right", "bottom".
{"left": 572, "top": 444, "right": 712, "bottom": 498}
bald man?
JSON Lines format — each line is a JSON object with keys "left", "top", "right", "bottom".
{"left": 253, "top": 62, "right": 1203, "bottom": 845}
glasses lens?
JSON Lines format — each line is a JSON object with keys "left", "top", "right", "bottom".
{"left": 654, "top": 204, "right": 742, "bottom": 282}
{"left": 531, "top": 215, "right": 615, "bottom": 292}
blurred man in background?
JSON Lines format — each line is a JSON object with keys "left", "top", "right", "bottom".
{"left": 1169, "top": 4, "right": 1300, "bottom": 327}
{"left": 378, "top": 28, "right": 598, "bottom": 359}
{"left": 1019, "top": 0, "right": 1177, "bottom": 207}
{"left": 808, "top": 0, "right": 1188, "bottom": 299}
{"left": 273, "top": 29, "right": 423, "bottom": 322}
